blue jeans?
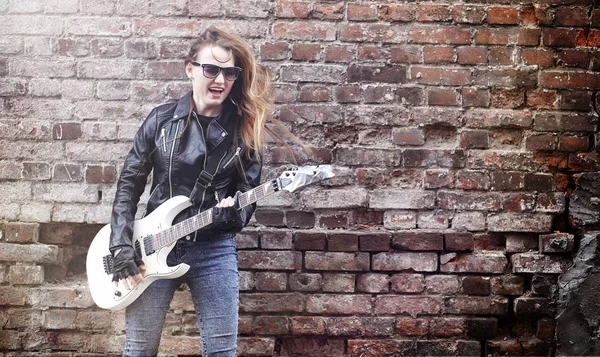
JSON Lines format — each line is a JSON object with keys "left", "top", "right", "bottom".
{"left": 123, "top": 236, "right": 239, "bottom": 357}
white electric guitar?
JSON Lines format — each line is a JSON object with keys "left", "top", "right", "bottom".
{"left": 86, "top": 165, "right": 334, "bottom": 310}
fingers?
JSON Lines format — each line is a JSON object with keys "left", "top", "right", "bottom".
{"left": 118, "top": 267, "right": 146, "bottom": 291}
{"left": 217, "top": 196, "right": 235, "bottom": 208}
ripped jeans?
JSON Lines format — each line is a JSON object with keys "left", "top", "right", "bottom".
{"left": 123, "top": 236, "right": 239, "bottom": 357}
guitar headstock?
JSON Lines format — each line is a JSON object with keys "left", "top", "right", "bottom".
{"left": 278, "top": 165, "right": 335, "bottom": 193}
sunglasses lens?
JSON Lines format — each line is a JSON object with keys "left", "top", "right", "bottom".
{"left": 223, "top": 68, "right": 240, "bottom": 81}
{"left": 203, "top": 65, "right": 220, "bottom": 78}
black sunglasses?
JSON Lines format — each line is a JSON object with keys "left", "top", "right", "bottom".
{"left": 190, "top": 62, "right": 242, "bottom": 81}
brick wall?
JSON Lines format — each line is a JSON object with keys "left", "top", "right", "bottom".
{"left": 1, "top": 0, "right": 599, "bottom": 356}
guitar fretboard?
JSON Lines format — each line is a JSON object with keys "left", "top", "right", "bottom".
{"left": 147, "top": 179, "right": 278, "bottom": 251}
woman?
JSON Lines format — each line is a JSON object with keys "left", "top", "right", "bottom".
{"left": 108, "top": 27, "right": 281, "bottom": 357}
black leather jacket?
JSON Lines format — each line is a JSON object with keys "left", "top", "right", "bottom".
{"left": 109, "top": 92, "right": 261, "bottom": 251}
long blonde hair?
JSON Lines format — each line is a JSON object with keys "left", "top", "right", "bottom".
{"left": 186, "top": 27, "right": 295, "bottom": 161}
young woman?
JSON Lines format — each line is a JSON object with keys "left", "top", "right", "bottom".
{"left": 108, "top": 27, "right": 279, "bottom": 357}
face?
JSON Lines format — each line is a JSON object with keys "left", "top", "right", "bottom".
{"left": 186, "top": 45, "right": 237, "bottom": 116}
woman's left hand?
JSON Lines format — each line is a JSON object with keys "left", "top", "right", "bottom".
{"left": 212, "top": 196, "right": 243, "bottom": 233}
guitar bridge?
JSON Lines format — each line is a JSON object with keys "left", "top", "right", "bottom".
{"left": 103, "top": 255, "right": 114, "bottom": 274}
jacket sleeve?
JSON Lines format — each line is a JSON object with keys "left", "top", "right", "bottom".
{"left": 235, "top": 152, "right": 262, "bottom": 227}
{"left": 109, "top": 108, "right": 157, "bottom": 252}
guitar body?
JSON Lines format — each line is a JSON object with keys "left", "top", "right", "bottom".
{"left": 86, "top": 196, "right": 192, "bottom": 310}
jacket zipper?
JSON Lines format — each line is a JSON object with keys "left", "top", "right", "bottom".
{"left": 160, "top": 128, "right": 167, "bottom": 152}
{"left": 168, "top": 121, "right": 181, "bottom": 198}
{"left": 195, "top": 113, "right": 229, "bottom": 207}
{"left": 222, "top": 147, "right": 241, "bottom": 169}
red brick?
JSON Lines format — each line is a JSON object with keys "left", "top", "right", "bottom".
{"left": 560, "top": 90, "right": 592, "bottom": 111}
{"left": 488, "top": 339, "right": 523, "bottom": 356}
{"left": 460, "top": 130, "right": 489, "bottom": 149}
{"left": 557, "top": 49, "right": 590, "bottom": 68}
{"left": 392, "top": 232, "right": 443, "bottom": 251}
{"left": 527, "top": 89, "right": 557, "bottom": 109}
{"left": 554, "top": 6, "right": 589, "bottom": 26}
{"left": 272, "top": 22, "right": 336, "bottom": 41}
{"left": 488, "top": 7, "right": 519, "bottom": 25}
{"left": 255, "top": 209, "right": 285, "bottom": 227}
{"left": 255, "top": 272, "right": 287, "bottom": 292}
{"left": 238, "top": 251, "right": 301, "bottom": 270}
{"left": 319, "top": 212, "right": 349, "bottom": 229}
{"left": 522, "top": 49, "right": 553, "bottom": 67}
{"left": 312, "top": 3, "right": 345, "bottom": 21}
{"left": 410, "top": 26, "right": 471, "bottom": 44}
{"left": 457, "top": 46, "right": 487, "bottom": 65}
{"left": 452, "top": 5, "right": 486, "bottom": 24}
{"left": 3, "top": 222, "right": 39, "bottom": 243}
{"left": 359, "top": 233, "right": 391, "bottom": 251}
{"left": 288, "top": 273, "right": 321, "bottom": 292}
{"left": 293, "top": 231, "right": 326, "bottom": 250}
{"left": 425, "top": 275, "right": 461, "bottom": 294}
{"left": 473, "top": 233, "right": 505, "bottom": 250}
{"left": 292, "top": 44, "right": 321, "bottom": 61}
{"left": 543, "top": 28, "right": 586, "bottom": 47}
{"left": 9, "top": 265, "right": 44, "bottom": 285}
{"left": 260, "top": 42, "right": 289, "bottom": 60}
{"left": 511, "top": 253, "right": 571, "bottom": 274}
{"left": 281, "top": 337, "right": 344, "bottom": 356}
{"left": 347, "top": 3, "right": 378, "bottom": 21}
{"left": 307, "top": 294, "right": 372, "bottom": 314}
{"left": 491, "top": 275, "right": 525, "bottom": 295}
{"left": 490, "top": 88, "right": 525, "bottom": 109}
{"left": 391, "top": 273, "right": 424, "bottom": 293}
{"left": 489, "top": 47, "right": 517, "bottom": 66}
{"left": 52, "top": 122, "right": 81, "bottom": 140}
{"left": 539, "top": 232, "right": 575, "bottom": 253}
{"left": 520, "top": 5, "right": 538, "bottom": 26}
{"left": 456, "top": 170, "right": 490, "bottom": 190}
{"left": 559, "top": 135, "right": 589, "bottom": 151}
{"left": 423, "top": 169, "right": 453, "bottom": 189}
{"left": 286, "top": 211, "right": 314, "bottom": 229}
{"left": 461, "top": 276, "right": 491, "bottom": 295}
{"left": 327, "top": 232, "right": 358, "bottom": 252}
{"left": 445, "top": 233, "right": 474, "bottom": 251}
{"left": 391, "top": 45, "right": 421, "bottom": 63}
{"left": 375, "top": 295, "right": 443, "bottom": 315}
{"left": 323, "top": 273, "right": 355, "bottom": 293}
{"left": 430, "top": 317, "right": 466, "bottom": 337}
{"left": 298, "top": 85, "right": 329, "bottom": 102}
{"left": 372, "top": 252, "right": 437, "bottom": 272}
{"left": 395, "top": 317, "right": 429, "bottom": 336}
{"left": 260, "top": 230, "right": 292, "bottom": 250}
{"left": 417, "top": 4, "right": 450, "bottom": 22}
{"left": 276, "top": 0, "right": 309, "bottom": 18}
{"left": 305, "top": 252, "right": 369, "bottom": 271}
{"left": 380, "top": 4, "right": 414, "bottom": 22}
{"left": 441, "top": 252, "right": 507, "bottom": 273}
{"left": 428, "top": 88, "right": 459, "bottom": 106}
{"left": 239, "top": 293, "right": 304, "bottom": 313}
{"left": 290, "top": 316, "right": 326, "bottom": 335}
{"left": 411, "top": 66, "right": 471, "bottom": 85}
{"left": 357, "top": 273, "right": 389, "bottom": 293}
{"left": 445, "top": 296, "right": 509, "bottom": 315}
{"left": 348, "top": 64, "right": 406, "bottom": 83}
{"left": 253, "top": 316, "right": 289, "bottom": 335}
{"left": 357, "top": 45, "right": 387, "bottom": 61}
{"left": 324, "top": 45, "right": 355, "bottom": 63}
{"left": 339, "top": 23, "right": 405, "bottom": 43}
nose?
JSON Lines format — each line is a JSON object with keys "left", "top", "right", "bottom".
{"left": 214, "top": 70, "right": 226, "bottom": 83}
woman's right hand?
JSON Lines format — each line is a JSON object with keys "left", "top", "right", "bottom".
{"left": 111, "top": 246, "right": 146, "bottom": 290}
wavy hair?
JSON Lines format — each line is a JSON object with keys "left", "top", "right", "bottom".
{"left": 186, "top": 27, "right": 295, "bottom": 161}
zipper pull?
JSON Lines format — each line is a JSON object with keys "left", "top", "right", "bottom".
{"left": 222, "top": 147, "right": 241, "bottom": 169}
{"left": 214, "top": 190, "right": 220, "bottom": 203}
{"left": 161, "top": 128, "right": 167, "bottom": 152}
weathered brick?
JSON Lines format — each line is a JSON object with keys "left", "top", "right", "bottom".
{"left": 289, "top": 273, "right": 322, "bottom": 292}
{"left": 43, "top": 309, "right": 77, "bottom": 329}
{"left": 253, "top": 316, "right": 289, "bottom": 335}
{"left": 491, "top": 275, "right": 525, "bottom": 295}
{"left": 451, "top": 212, "right": 486, "bottom": 231}
{"left": 392, "top": 232, "right": 444, "bottom": 251}
{"left": 238, "top": 251, "right": 301, "bottom": 270}
{"left": 260, "top": 229, "right": 293, "bottom": 250}
{"left": 290, "top": 316, "right": 326, "bottom": 335}
{"left": 444, "top": 296, "right": 509, "bottom": 315}
{"left": 391, "top": 273, "right": 424, "bottom": 293}
{"left": 302, "top": 188, "right": 368, "bottom": 209}
{"left": 359, "top": 233, "right": 391, "bottom": 251}
{"left": 235, "top": 230, "right": 259, "bottom": 249}
{"left": 357, "top": 273, "right": 389, "bottom": 293}
{"left": 322, "top": 273, "right": 355, "bottom": 293}
{"left": 281, "top": 337, "right": 344, "bottom": 356}
{"left": 293, "top": 231, "right": 326, "bottom": 251}
{"left": 239, "top": 270, "right": 254, "bottom": 291}
{"left": 8, "top": 265, "right": 44, "bottom": 285}
{"left": 370, "top": 189, "right": 435, "bottom": 210}
{"left": 488, "top": 213, "right": 553, "bottom": 232}
{"left": 0, "top": 243, "right": 60, "bottom": 264}
{"left": 514, "top": 297, "right": 554, "bottom": 317}
{"left": 375, "top": 295, "right": 443, "bottom": 316}
{"left": 440, "top": 252, "right": 507, "bottom": 274}
{"left": 461, "top": 276, "right": 491, "bottom": 295}
{"left": 240, "top": 293, "right": 304, "bottom": 313}
{"left": 372, "top": 252, "right": 437, "bottom": 272}
{"left": 272, "top": 21, "right": 336, "bottom": 41}
{"left": 512, "top": 253, "right": 571, "bottom": 274}
{"left": 28, "top": 286, "right": 93, "bottom": 308}
{"left": 305, "top": 252, "right": 369, "bottom": 271}
{"left": 3, "top": 222, "right": 39, "bottom": 243}
{"left": 307, "top": 294, "right": 372, "bottom": 314}
{"left": 255, "top": 272, "right": 287, "bottom": 292}
{"left": 0, "top": 329, "right": 23, "bottom": 350}
{"left": 396, "top": 317, "right": 429, "bottom": 336}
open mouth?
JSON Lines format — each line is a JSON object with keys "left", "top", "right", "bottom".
{"left": 209, "top": 88, "right": 224, "bottom": 94}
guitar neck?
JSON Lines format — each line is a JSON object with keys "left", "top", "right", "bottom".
{"left": 150, "top": 180, "right": 278, "bottom": 249}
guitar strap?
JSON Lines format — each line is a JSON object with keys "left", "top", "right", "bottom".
{"left": 189, "top": 109, "right": 238, "bottom": 207}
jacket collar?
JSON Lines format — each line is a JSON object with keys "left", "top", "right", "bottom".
{"left": 173, "top": 92, "right": 239, "bottom": 152}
